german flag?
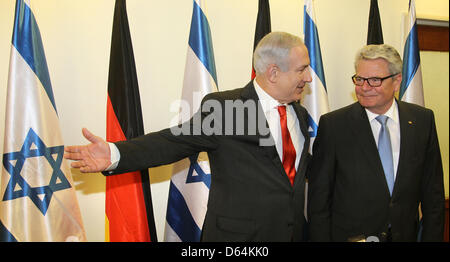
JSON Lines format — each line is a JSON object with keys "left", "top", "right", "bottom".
{"left": 251, "top": 0, "right": 271, "bottom": 80}
{"left": 105, "top": 0, "right": 157, "bottom": 242}
{"left": 367, "top": 0, "right": 384, "bottom": 44}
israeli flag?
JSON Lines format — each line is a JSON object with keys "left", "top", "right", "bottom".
{"left": 0, "top": 0, "right": 86, "bottom": 241}
{"left": 164, "top": 0, "right": 218, "bottom": 242}
{"left": 399, "top": 0, "right": 424, "bottom": 106}
{"left": 302, "top": 0, "right": 330, "bottom": 151}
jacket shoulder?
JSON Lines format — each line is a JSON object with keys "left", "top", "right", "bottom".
{"left": 398, "top": 100, "right": 433, "bottom": 116}
{"left": 203, "top": 81, "right": 255, "bottom": 102}
{"left": 321, "top": 102, "right": 359, "bottom": 121}
{"left": 202, "top": 87, "right": 246, "bottom": 103}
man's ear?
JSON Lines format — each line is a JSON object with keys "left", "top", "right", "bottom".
{"left": 393, "top": 73, "right": 402, "bottom": 92}
{"left": 266, "top": 64, "right": 279, "bottom": 83}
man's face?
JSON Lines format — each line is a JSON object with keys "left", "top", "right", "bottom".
{"left": 272, "top": 45, "right": 312, "bottom": 104}
{"left": 355, "top": 58, "right": 401, "bottom": 114}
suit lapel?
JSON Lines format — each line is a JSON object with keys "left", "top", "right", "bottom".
{"left": 349, "top": 103, "right": 382, "bottom": 171}
{"left": 291, "top": 101, "right": 310, "bottom": 186}
{"left": 240, "top": 82, "right": 288, "bottom": 185}
{"left": 291, "top": 101, "right": 310, "bottom": 146}
{"left": 349, "top": 103, "right": 392, "bottom": 196}
{"left": 240, "top": 82, "right": 311, "bottom": 187}
{"left": 392, "top": 101, "right": 416, "bottom": 197}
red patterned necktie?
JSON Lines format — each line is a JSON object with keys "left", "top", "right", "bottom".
{"left": 277, "top": 105, "right": 296, "bottom": 186}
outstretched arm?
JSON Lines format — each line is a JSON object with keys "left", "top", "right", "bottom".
{"left": 64, "top": 128, "right": 112, "bottom": 173}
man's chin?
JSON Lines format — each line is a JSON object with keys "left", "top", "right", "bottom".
{"left": 357, "top": 96, "right": 376, "bottom": 106}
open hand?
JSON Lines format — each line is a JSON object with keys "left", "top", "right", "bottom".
{"left": 64, "top": 128, "right": 111, "bottom": 173}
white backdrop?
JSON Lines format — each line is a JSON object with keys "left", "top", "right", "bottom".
{"left": 0, "top": 0, "right": 448, "bottom": 241}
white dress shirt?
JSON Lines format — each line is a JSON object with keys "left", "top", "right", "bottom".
{"left": 254, "top": 80, "right": 304, "bottom": 171}
{"left": 365, "top": 100, "right": 401, "bottom": 179}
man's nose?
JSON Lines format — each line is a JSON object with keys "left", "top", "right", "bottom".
{"left": 304, "top": 67, "right": 312, "bottom": 83}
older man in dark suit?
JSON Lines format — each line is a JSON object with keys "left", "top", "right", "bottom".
{"left": 65, "top": 32, "right": 313, "bottom": 241}
{"left": 308, "top": 44, "right": 445, "bottom": 242}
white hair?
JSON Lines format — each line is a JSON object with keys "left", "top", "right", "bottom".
{"left": 354, "top": 44, "right": 403, "bottom": 74}
{"left": 253, "top": 31, "right": 305, "bottom": 75}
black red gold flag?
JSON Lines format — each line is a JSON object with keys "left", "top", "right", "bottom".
{"left": 367, "top": 0, "right": 384, "bottom": 44}
{"left": 106, "top": 0, "right": 157, "bottom": 242}
{"left": 251, "top": 0, "right": 271, "bottom": 79}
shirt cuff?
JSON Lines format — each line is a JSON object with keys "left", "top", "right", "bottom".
{"left": 105, "top": 142, "right": 120, "bottom": 171}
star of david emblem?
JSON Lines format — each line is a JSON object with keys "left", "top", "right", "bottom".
{"left": 2, "top": 128, "right": 72, "bottom": 215}
{"left": 307, "top": 114, "right": 318, "bottom": 138}
{"left": 185, "top": 153, "right": 211, "bottom": 189}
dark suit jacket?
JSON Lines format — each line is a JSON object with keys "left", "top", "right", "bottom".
{"left": 107, "top": 81, "right": 311, "bottom": 241}
{"left": 308, "top": 100, "right": 445, "bottom": 242}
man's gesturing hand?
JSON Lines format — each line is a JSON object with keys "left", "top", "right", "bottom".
{"left": 64, "top": 128, "right": 112, "bottom": 173}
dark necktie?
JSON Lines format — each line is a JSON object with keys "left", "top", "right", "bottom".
{"left": 277, "top": 105, "right": 296, "bottom": 186}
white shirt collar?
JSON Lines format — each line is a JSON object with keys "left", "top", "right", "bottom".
{"left": 253, "top": 79, "right": 283, "bottom": 113}
{"left": 365, "top": 99, "right": 399, "bottom": 124}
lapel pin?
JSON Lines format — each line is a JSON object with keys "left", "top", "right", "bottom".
{"left": 408, "top": 121, "right": 413, "bottom": 125}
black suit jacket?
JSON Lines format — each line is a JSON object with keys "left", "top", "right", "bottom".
{"left": 308, "top": 100, "right": 445, "bottom": 242}
{"left": 107, "top": 81, "right": 311, "bottom": 241}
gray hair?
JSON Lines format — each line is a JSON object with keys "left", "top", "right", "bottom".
{"left": 253, "top": 31, "right": 305, "bottom": 75}
{"left": 354, "top": 44, "right": 403, "bottom": 74}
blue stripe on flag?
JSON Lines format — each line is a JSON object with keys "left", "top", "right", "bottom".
{"left": 186, "top": 154, "right": 211, "bottom": 189}
{"left": 11, "top": 0, "right": 57, "bottom": 113}
{"left": 166, "top": 181, "right": 202, "bottom": 242}
{"left": 189, "top": 1, "right": 218, "bottom": 86}
{"left": 304, "top": 6, "right": 327, "bottom": 91}
{"left": 0, "top": 220, "right": 17, "bottom": 242}
{"left": 307, "top": 114, "right": 318, "bottom": 138}
{"left": 399, "top": 22, "right": 420, "bottom": 100}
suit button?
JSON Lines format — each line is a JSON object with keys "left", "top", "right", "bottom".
{"left": 389, "top": 201, "right": 394, "bottom": 208}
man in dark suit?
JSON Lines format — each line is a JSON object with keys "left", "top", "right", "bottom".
{"left": 65, "top": 32, "right": 313, "bottom": 241}
{"left": 308, "top": 44, "right": 445, "bottom": 242}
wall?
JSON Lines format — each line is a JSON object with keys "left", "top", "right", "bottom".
{"left": 421, "top": 51, "right": 449, "bottom": 201}
{"left": 0, "top": 0, "right": 448, "bottom": 242}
